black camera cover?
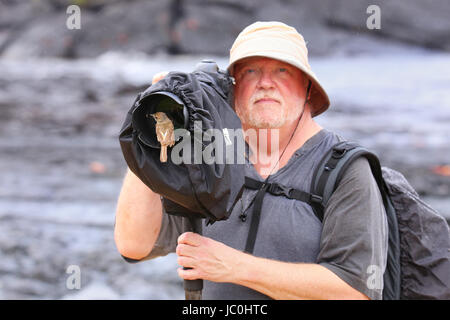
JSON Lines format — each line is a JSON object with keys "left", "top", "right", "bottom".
{"left": 119, "top": 61, "right": 245, "bottom": 223}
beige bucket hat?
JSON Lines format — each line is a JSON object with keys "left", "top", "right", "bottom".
{"left": 228, "top": 21, "right": 330, "bottom": 117}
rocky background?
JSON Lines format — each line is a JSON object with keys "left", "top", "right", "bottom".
{"left": 0, "top": 0, "right": 449, "bottom": 299}
{"left": 2, "top": 0, "right": 450, "bottom": 58}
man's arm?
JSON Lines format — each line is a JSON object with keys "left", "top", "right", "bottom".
{"left": 176, "top": 232, "right": 368, "bottom": 300}
{"left": 114, "top": 168, "right": 163, "bottom": 260}
{"left": 114, "top": 71, "right": 170, "bottom": 260}
{"left": 236, "top": 255, "right": 369, "bottom": 300}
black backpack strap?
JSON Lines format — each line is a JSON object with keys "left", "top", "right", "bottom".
{"left": 243, "top": 176, "right": 323, "bottom": 253}
{"left": 245, "top": 177, "right": 322, "bottom": 205}
{"left": 309, "top": 140, "right": 388, "bottom": 222}
{"left": 244, "top": 181, "right": 269, "bottom": 253}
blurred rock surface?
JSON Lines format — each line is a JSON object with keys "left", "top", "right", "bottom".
{"left": 1, "top": 0, "right": 450, "bottom": 58}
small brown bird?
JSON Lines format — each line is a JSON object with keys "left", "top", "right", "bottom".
{"left": 151, "top": 112, "right": 175, "bottom": 162}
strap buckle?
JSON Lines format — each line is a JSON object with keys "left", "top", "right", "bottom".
{"left": 332, "top": 143, "right": 358, "bottom": 159}
{"left": 310, "top": 194, "right": 323, "bottom": 204}
{"left": 268, "top": 183, "right": 292, "bottom": 198}
{"left": 332, "top": 147, "right": 347, "bottom": 159}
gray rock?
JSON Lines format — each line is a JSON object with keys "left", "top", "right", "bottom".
{"left": 2, "top": 0, "right": 170, "bottom": 58}
{"left": 73, "top": 0, "right": 170, "bottom": 57}
{"left": 2, "top": 13, "right": 79, "bottom": 59}
{"left": 174, "top": 0, "right": 450, "bottom": 55}
{"left": 2, "top": 0, "right": 450, "bottom": 58}
{"left": 327, "top": 0, "right": 450, "bottom": 51}
{"left": 173, "top": 0, "right": 254, "bottom": 55}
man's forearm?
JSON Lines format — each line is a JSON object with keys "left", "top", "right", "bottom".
{"left": 176, "top": 232, "right": 369, "bottom": 300}
{"left": 114, "top": 169, "right": 163, "bottom": 260}
{"left": 232, "top": 253, "right": 369, "bottom": 300}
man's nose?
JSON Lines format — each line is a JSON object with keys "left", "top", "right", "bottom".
{"left": 256, "top": 70, "right": 275, "bottom": 89}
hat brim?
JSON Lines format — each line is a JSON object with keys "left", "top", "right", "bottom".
{"left": 228, "top": 52, "right": 330, "bottom": 118}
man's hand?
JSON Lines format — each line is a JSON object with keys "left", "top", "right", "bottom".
{"left": 175, "top": 232, "right": 368, "bottom": 299}
{"left": 152, "top": 71, "right": 169, "bottom": 84}
{"left": 176, "top": 232, "right": 242, "bottom": 283}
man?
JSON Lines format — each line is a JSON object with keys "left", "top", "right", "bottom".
{"left": 114, "top": 22, "right": 388, "bottom": 300}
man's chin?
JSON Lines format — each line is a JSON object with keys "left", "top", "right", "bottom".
{"left": 248, "top": 117, "right": 285, "bottom": 129}
{"left": 237, "top": 107, "right": 288, "bottom": 129}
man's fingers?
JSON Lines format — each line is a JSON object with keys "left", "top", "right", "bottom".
{"left": 177, "top": 267, "right": 200, "bottom": 280}
{"left": 177, "top": 255, "right": 196, "bottom": 269}
{"left": 152, "top": 71, "right": 169, "bottom": 84}
{"left": 177, "top": 231, "right": 202, "bottom": 246}
{"left": 176, "top": 243, "right": 197, "bottom": 257}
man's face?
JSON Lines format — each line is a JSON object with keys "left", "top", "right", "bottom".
{"left": 233, "top": 57, "right": 308, "bottom": 129}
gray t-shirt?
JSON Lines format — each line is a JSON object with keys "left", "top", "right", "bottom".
{"left": 142, "top": 129, "right": 388, "bottom": 300}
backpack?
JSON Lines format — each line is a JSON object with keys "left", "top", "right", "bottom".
{"left": 244, "top": 140, "right": 450, "bottom": 299}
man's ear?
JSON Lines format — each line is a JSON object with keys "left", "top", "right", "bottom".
{"left": 305, "top": 79, "right": 312, "bottom": 101}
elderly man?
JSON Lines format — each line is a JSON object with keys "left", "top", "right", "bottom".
{"left": 114, "top": 22, "right": 388, "bottom": 300}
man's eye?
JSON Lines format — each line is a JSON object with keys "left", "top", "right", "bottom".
{"left": 246, "top": 69, "right": 256, "bottom": 73}
{"left": 278, "top": 68, "right": 287, "bottom": 72}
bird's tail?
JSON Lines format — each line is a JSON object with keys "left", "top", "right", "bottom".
{"left": 160, "top": 145, "right": 168, "bottom": 162}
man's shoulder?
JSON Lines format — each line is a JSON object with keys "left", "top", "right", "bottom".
{"left": 341, "top": 156, "right": 373, "bottom": 182}
{"left": 329, "top": 155, "right": 381, "bottom": 205}
{"left": 312, "top": 130, "right": 371, "bottom": 175}
{"left": 316, "top": 128, "right": 347, "bottom": 148}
